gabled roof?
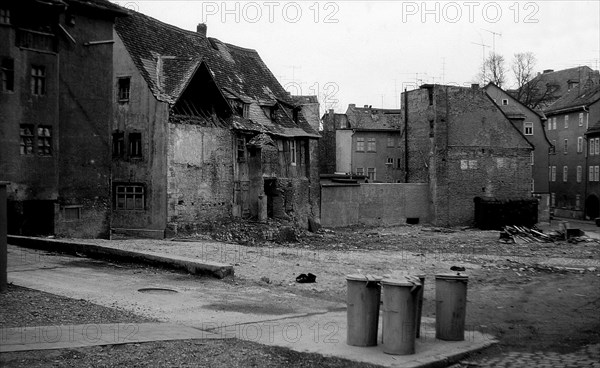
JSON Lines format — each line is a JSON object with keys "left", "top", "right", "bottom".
{"left": 115, "top": 8, "right": 318, "bottom": 137}
{"left": 484, "top": 82, "right": 545, "bottom": 120}
{"left": 345, "top": 105, "right": 402, "bottom": 130}
{"left": 545, "top": 84, "right": 600, "bottom": 115}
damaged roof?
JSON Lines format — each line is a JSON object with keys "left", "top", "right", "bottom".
{"left": 345, "top": 105, "right": 402, "bottom": 130}
{"left": 115, "top": 9, "right": 319, "bottom": 138}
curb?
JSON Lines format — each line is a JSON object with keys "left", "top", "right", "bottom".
{"left": 7, "top": 235, "right": 234, "bottom": 279}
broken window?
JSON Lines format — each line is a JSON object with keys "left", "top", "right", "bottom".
{"left": 129, "top": 132, "right": 142, "bottom": 158}
{"left": 237, "top": 137, "right": 246, "bottom": 162}
{"left": 289, "top": 139, "right": 297, "bottom": 166}
{"left": 112, "top": 131, "right": 125, "bottom": 158}
{"left": 1, "top": 58, "right": 14, "bottom": 92}
{"left": 37, "top": 126, "right": 52, "bottom": 156}
{"left": 367, "top": 138, "right": 376, "bottom": 152}
{"left": 118, "top": 77, "right": 130, "bottom": 104}
{"left": 19, "top": 124, "right": 34, "bottom": 155}
{"left": 356, "top": 137, "right": 364, "bottom": 152}
{"left": 115, "top": 184, "right": 145, "bottom": 210}
{"left": 31, "top": 65, "right": 45, "bottom": 95}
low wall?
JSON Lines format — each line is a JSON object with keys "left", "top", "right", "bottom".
{"left": 321, "top": 183, "right": 430, "bottom": 228}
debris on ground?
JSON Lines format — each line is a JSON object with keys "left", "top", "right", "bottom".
{"left": 500, "top": 225, "right": 561, "bottom": 243}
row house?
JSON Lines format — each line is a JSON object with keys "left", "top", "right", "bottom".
{"left": 0, "top": 0, "right": 124, "bottom": 237}
{"left": 544, "top": 84, "right": 600, "bottom": 219}
{"left": 484, "top": 82, "right": 552, "bottom": 222}
{"left": 112, "top": 10, "right": 320, "bottom": 238}
{"left": 320, "top": 105, "right": 404, "bottom": 182}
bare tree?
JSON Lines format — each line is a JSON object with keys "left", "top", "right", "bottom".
{"left": 479, "top": 52, "right": 507, "bottom": 88}
{"left": 512, "top": 52, "right": 536, "bottom": 93}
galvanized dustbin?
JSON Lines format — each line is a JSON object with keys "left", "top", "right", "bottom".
{"left": 413, "top": 274, "right": 425, "bottom": 338}
{"left": 435, "top": 273, "right": 468, "bottom": 341}
{"left": 381, "top": 277, "right": 421, "bottom": 355}
{"left": 346, "top": 274, "right": 382, "bottom": 346}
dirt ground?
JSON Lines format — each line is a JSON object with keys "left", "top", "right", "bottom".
{"left": 3, "top": 222, "right": 600, "bottom": 367}
{"left": 93, "top": 221, "right": 600, "bottom": 357}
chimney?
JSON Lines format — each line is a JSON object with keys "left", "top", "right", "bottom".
{"left": 349, "top": 103, "right": 356, "bottom": 108}
{"left": 196, "top": 23, "right": 207, "bottom": 37}
{"left": 364, "top": 105, "right": 369, "bottom": 108}
{"left": 471, "top": 83, "right": 480, "bottom": 90}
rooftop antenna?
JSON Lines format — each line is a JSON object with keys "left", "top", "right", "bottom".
{"left": 482, "top": 29, "right": 502, "bottom": 54}
{"left": 472, "top": 41, "right": 490, "bottom": 77}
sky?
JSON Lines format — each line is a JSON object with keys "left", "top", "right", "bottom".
{"left": 110, "top": 0, "right": 600, "bottom": 114}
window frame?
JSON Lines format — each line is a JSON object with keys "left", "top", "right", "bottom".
{"left": 563, "top": 139, "right": 568, "bottom": 154}
{"left": 117, "top": 77, "right": 130, "bottom": 104}
{"left": 289, "top": 139, "right": 297, "bottom": 166}
{"left": 367, "top": 137, "right": 376, "bottom": 152}
{"left": 112, "top": 130, "right": 125, "bottom": 158}
{"left": 19, "top": 124, "right": 35, "bottom": 155}
{"left": 128, "top": 132, "right": 142, "bottom": 159}
{"left": 367, "top": 167, "right": 376, "bottom": 181}
{"left": 524, "top": 122, "right": 533, "bottom": 135}
{"left": 577, "top": 137, "right": 583, "bottom": 153}
{"left": 37, "top": 125, "right": 52, "bottom": 156}
{"left": 0, "top": 9, "right": 10, "bottom": 24}
{"left": 114, "top": 184, "right": 145, "bottom": 211}
{"left": 563, "top": 166, "right": 568, "bottom": 182}
{"left": 31, "top": 65, "right": 46, "bottom": 96}
{"left": 564, "top": 115, "right": 569, "bottom": 128}
{"left": 1, "top": 58, "right": 14, "bottom": 92}
{"left": 356, "top": 137, "right": 365, "bottom": 152}
{"left": 577, "top": 166, "right": 582, "bottom": 183}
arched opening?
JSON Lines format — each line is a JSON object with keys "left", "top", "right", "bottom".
{"left": 585, "top": 194, "right": 600, "bottom": 219}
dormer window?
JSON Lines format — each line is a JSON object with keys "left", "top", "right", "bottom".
{"left": 242, "top": 103, "right": 249, "bottom": 118}
{"left": 502, "top": 99, "right": 508, "bottom": 106}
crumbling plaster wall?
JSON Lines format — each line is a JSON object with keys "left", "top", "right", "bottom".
{"left": 166, "top": 123, "right": 234, "bottom": 235}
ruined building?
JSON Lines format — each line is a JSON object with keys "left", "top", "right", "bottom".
{"left": 112, "top": 10, "right": 320, "bottom": 238}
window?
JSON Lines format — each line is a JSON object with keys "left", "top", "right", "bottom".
{"left": 1, "top": 58, "right": 14, "bottom": 92}
{"left": 553, "top": 117, "right": 557, "bottom": 130}
{"left": 367, "top": 167, "right": 376, "bottom": 181}
{"left": 242, "top": 103, "right": 250, "bottom": 119}
{"left": 591, "top": 140, "right": 595, "bottom": 156}
{"left": 0, "top": 9, "right": 10, "bottom": 24}
{"left": 115, "top": 184, "right": 145, "bottom": 210}
{"left": 576, "top": 195, "right": 581, "bottom": 210}
{"left": 590, "top": 166, "right": 594, "bottom": 182}
{"left": 19, "top": 125, "right": 34, "bottom": 155}
{"left": 563, "top": 139, "right": 568, "bottom": 154}
{"left": 551, "top": 193, "right": 555, "bottom": 207}
{"left": 63, "top": 206, "right": 82, "bottom": 221}
{"left": 386, "top": 157, "right": 394, "bottom": 165}
{"left": 577, "top": 137, "right": 583, "bottom": 153}
{"left": 112, "top": 131, "right": 125, "bottom": 158}
{"left": 387, "top": 136, "right": 394, "bottom": 147}
{"left": 356, "top": 137, "right": 364, "bottom": 152}
{"left": 129, "top": 132, "right": 142, "bottom": 158}
{"left": 577, "top": 166, "right": 582, "bottom": 183}
{"left": 596, "top": 138, "right": 600, "bottom": 155}
{"left": 289, "top": 139, "right": 297, "bottom": 166}
{"left": 547, "top": 120, "right": 551, "bottom": 131}
{"left": 596, "top": 166, "right": 600, "bottom": 182}
{"left": 530, "top": 151, "right": 534, "bottom": 165}
{"left": 118, "top": 77, "right": 130, "bottom": 104}
{"left": 548, "top": 166, "right": 552, "bottom": 182}
{"left": 37, "top": 126, "right": 52, "bottom": 156}
{"left": 367, "top": 138, "right": 376, "bottom": 152}
{"left": 564, "top": 115, "right": 569, "bottom": 128}
{"left": 356, "top": 167, "right": 364, "bottom": 176}
{"left": 551, "top": 166, "right": 556, "bottom": 182}
{"left": 563, "top": 166, "right": 568, "bottom": 182}
{"left": 579, "top": 113, "right": 584, "bottom": 126}
{"left": 397, "top": 158, "right": 402, "bottom": 169}
{"left": 236, "top": 137, "right": 246, "bottom": 162}
{"left": 31, "top": 66, "right": 46, "bottom": 95}
{"left": 524, "top": 122, "right": 533, "bottom": 135}
{"left": 502, "top": 99, "right": 508, "bottom": 106}
{"left": 531, "top": 179, "right": 534, "bottom": 192}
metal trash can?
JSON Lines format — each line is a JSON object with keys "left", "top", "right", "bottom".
{"left": 413, "top": 274, "right": 425, "bottom": 338}
{"left": 346, "top": 274, "right": 382, "bottom": 346}
{"left": 435, "top": 273, "right": 468, "bottom": 341}
{"left": 381, "top": 277, "right": 421, "bottom": 355}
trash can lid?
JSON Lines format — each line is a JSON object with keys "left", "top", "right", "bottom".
{"left": 381, "top": 277, "right": 420, "bottom": 287}
{"left": 435, "top": 273, "right": 468, "bottom": 281}
{"left": 346, "top": 274, "right": 382, "bottom": 282}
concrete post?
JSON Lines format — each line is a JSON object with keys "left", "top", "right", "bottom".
{"left": 0, "top": 182, "right": 8, "bottom": 293}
